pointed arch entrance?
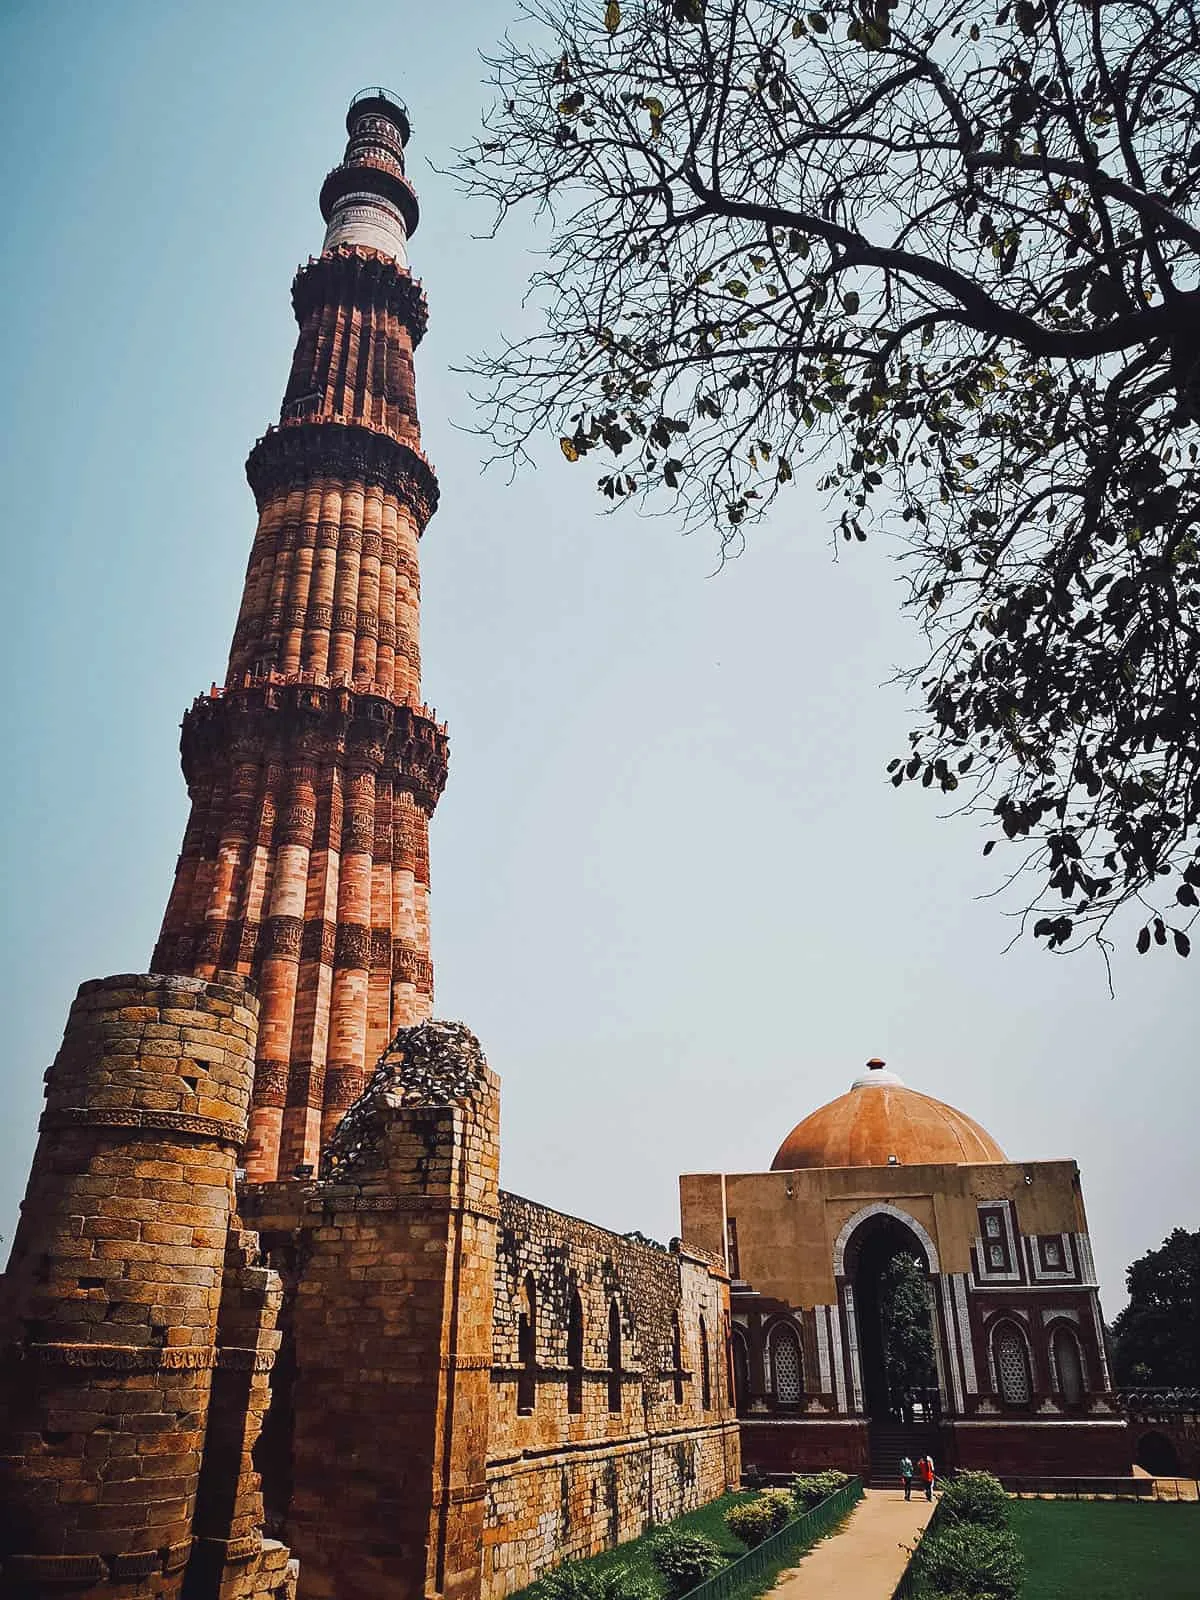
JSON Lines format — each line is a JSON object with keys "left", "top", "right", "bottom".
{"left": 836, "top": 1204, "right": 944, "bottom": 1448}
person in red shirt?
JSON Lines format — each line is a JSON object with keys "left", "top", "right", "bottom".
{"left": 917, "top": 1455, "right": 936, "bottom": 1500}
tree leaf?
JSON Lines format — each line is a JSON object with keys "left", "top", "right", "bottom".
{"left": 560, "top": 438, "right": 580, "bottom": 462}
{"left": 604, "top": 1, "right": 621, "bottom": 33}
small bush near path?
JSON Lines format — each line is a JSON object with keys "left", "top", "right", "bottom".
{"left": 789, "top": 1469, "right": 851, "bottom": 1509}
{"left": 648, "top": 1530, "right": 727, "bottom": 1597}
{"left": 915, "top": 1523, "right": 1023, "bottom": 1600}
{"left": 724, "top": 1489, "right": 793, "bottom": 1548}
{"left": 938, "top": 1471, "right": 1010, "bottom": 1532}
{"left": 1008, "top": 1499, "right": 1200, "bottom": 1600}
{"left": 529, "top": 1566, "right": 657, "bottom": 1600}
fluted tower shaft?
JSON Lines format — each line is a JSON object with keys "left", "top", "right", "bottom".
{"left": 153, "top": 92, "right": 447, "bottom": 1182}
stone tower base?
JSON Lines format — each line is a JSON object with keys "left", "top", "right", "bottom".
{"left": 0, "top": 974, "right": 294, "bottom": 1600}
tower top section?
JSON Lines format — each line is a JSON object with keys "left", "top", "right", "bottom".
{"left": 320, "top": 88, "right": 419, "bottom": 265}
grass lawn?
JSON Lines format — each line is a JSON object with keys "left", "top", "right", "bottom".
{"left": 506, "top": 1492, "right": 756, "bottom": 1600}
{"left": 1009, "top": 1499, "right": 1200, "bottom": 1600}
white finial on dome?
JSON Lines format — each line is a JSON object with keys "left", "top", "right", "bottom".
{"left": 851, "top": 1057, "right": 905, "bottom": 1089}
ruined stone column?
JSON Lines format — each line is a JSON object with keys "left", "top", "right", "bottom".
{"left": 280, "top": 1021, "right": 499, "bottom": 1600}
{"left": 185, "top": 1226, "right": 293, "bottom": 1600}
{"left": 0, "top": 974, "right": 275, "bottom": 1599}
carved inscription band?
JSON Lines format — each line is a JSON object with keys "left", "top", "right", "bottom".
{"left": 9, "top": 1342, "right": 275, "bottom": 1373}
{"left": 304, "top": 1193, "right": 500, "bottom": 1222}
{"left": 41, "top": 1107, "right": 247, "bottom": 1145}
{"left": 3, "top": 1539, "right": 193, "bottom": 1583}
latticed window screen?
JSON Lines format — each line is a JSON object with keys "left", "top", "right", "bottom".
{"left": 995, "top": 1326, "right": 1031, "bottom": 1404}
{"left": 770, "top": 1326, "right": 803, "bottom": 1405}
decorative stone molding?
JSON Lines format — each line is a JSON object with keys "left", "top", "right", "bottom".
{"left": 1, "top": 1554, "right": 109, "bottom": 1583}
{"left": 179, "top": 688, "right": 449, "bottom": 811}
{"left": 15, "top": 1342, "right": 218, "bottom": 1371}
{"left": 40, "top": 1107, "right": 246, "bottom": 1144}
{"left": 392, "top": 945, "right": 434, "bottom": 988}
{"left": 303, "top": 1192, "right": 501, "bottom": 1222}
{"left": 216, "top": 1346, "right": 278, "bottom": 1373}
{"left": 111, "top": 1551, "right": 168, "bottom": 1580}
{"left": 245, "top": 420, "right": 438, "bottom": 527}
{"left": 290, "top": 249, "right": 429, "bottom": 343}
{"left": 334, "top": 922, "right": 373, "bottom": 969}
{"left": 253, "top": 1059, "right": 290, "bottom": 1110}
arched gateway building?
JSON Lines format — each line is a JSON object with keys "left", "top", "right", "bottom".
{"left": 680, "top": 1059, "right": 1130, "bottom": 1480}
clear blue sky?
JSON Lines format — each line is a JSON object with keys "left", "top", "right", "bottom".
{"left": 1, "top": 1, "right": 1195, "bottom": 1312}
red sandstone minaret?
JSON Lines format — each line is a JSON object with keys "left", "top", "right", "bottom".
{"left": 153, "top": 90, "right": 447, "bottom": 1182}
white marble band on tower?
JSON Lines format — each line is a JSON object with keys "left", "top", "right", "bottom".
{"left": 322, "top": 190, "right": 410, "bottom": 262}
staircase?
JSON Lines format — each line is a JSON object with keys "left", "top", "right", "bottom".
{"left": 867, "top": 1421, "right": 942, "bottom": 1488}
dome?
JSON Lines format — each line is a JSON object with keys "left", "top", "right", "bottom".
{"left": 770, "top": 1059, "right": 1006, "bottom": 1171}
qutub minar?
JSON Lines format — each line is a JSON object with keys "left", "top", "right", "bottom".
{"left": 0, "top": 85, "right": 1176, "bottom": 1600}
{"left": 152, "top": 88, "right": 445, "bottom": 1184}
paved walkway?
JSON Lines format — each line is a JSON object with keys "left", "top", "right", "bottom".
{"left": 766, "top": 1490, "right": 936, "bottom": 1600}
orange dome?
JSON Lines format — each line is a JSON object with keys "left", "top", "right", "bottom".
{"left": 771, "top": 1060, "right": 1006, "bottom": 1170}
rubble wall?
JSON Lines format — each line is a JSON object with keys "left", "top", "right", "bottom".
{"left": 484, "top": 1196, "right": 740, "bottom": 1598}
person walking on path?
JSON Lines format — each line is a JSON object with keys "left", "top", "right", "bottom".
{"left": 899, "top": 1455, "right": 914, "bottom": 1501}
{"left": 917, "top": 1455, "right": 935, "bottom": 1501}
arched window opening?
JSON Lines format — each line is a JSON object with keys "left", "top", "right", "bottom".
{"left": 769, "top": 1322, "right": 803, "bottom": 1408}
{"left": 993, "top": 1322, "right": 1032, "bottom": 1407}
{"left": 731, "top": 1327, "right": 751, "bottom": 1413}
{"left": 724, "top": 1312, "right": 736, "bottom": 1406}
{"left": 517, "top": 1274, "right": 537, "bottom": 1414}
{"left": 671, "top": 1311, "right": 684, "bottom": 1405}
{"left": 607, "top": 1299, "right": 622, "bottom": 1414}
{"left": 699, "top": 1315, "right": 712, "bottom": 1411}
{"left": 1052, "top": 1325, "right": 1085, "bottom": 1406}
{"left": 567, "top": 1290, "right": 584, "bottom": 1415}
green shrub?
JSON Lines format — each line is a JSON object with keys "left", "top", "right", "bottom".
{"left": 938, "top": 1471, "right": 1010, "bottom": 1531}
{"left": 760, "top": 1487, "right": 794, "bottom": 1530}
{"left": 530, "top": 1565, "right": 657, "bottom": 1600}
{"left": 648, "top": 1529, "right": 727, "bottom": 1597}
{"left": 917, "top": 1524, "right": 1023, "bottom": 1600}
{"left": 789, "top": 1469, "right": 851, "bottom": 1509}
{"left": 724, "top": 1488, "right": 793, "bottom": 1548}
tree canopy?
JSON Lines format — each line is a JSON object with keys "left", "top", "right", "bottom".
{"left": 1111, "top": 1226, "right": 1200, "bottom": 1385}
{"left": 879, "top": 1251, "right": 937, "bottom": 1405}
{"left": 458, "top": 0, "right": 1200, "bottom": 958}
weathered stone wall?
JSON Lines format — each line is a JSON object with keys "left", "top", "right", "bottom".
{"left": 484, "top": 1196, "right": 740, "bottom": 1599}
{"left": 187, "top": 1227, "right": 293, "bottom": 1600}
{"left": 241, "top": 1021, "right": 500, "bottom": 1600}
{"left": 0, "top": 972, "right": 292, "bottom": 1600}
